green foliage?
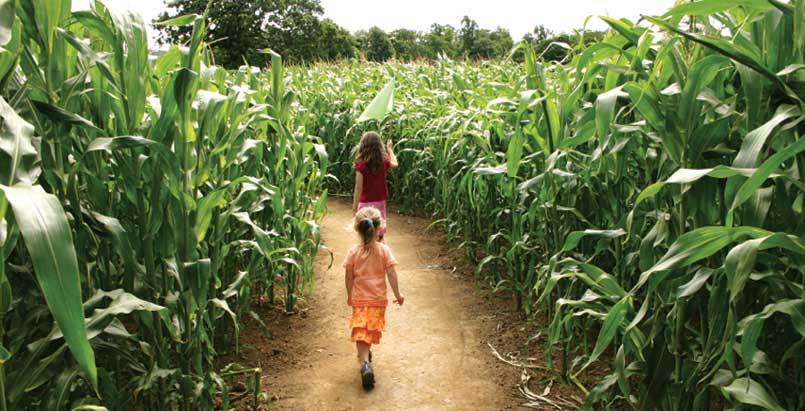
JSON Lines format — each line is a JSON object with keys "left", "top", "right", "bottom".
{"left": 319, "top": 18, "right": 356, "bottom": 60}
{"left": 156, "top": 0, "right": 327, "bottom": 67}
{"left": 1, "top": 1, "right": 327, "bottom": 409}
{"left": 2, "top": 0, "right": 803, "bottom": 410}
{"left": 292, "top": 0, "right": 805, "bottom": 409}
{"left": 422, "top": 23, "right": 459, "bottom": 59}
{"left": 458, "top": 16, "right": 514, "bottom": 60}
{"left": 390, "top": 28, "right": 423, "bottom": 61}
{"left": 521, "top": 25, "right": 606, "bottom": 62}
{"left": 363, "top": 27, "right": 394, "bottom": 62}
{"left": 155, "top": 4, "right": 525, "bottom": 64}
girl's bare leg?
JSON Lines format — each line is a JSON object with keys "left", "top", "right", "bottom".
{"left": 356, "top": 341, "right": 371, "bottom": 364}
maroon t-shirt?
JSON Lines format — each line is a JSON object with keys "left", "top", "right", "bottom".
{"left": 354, "top": 157, "right": 390, "bottom": 202}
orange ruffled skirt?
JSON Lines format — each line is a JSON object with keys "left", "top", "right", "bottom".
{"left": 349, "top": 306, "right": 386, "bottom": 344}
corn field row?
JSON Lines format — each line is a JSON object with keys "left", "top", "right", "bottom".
{"left": 1, "top": 0, "right": 804, "bottom": 409}
{"left": 1, "top": 1, "right": 328, "bottom": 409}
{"left": 295, "top": 1, "right": 805, "bottom": 409}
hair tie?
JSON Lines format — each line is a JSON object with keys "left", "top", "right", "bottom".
{"left": 365, "top": 219, "right": 373, "bottom": 227}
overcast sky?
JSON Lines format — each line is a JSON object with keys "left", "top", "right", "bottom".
{"left": 320, "top": 0, "right": 674, "bottom": 37}
{"left": 72, "top": 0, "right": 675, "bottom": 43}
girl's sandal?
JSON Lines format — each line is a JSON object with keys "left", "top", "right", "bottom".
{"left": 360, "top": 361, "right": 375, "bottom": 388}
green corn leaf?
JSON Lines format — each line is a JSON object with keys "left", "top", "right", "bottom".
{"left": 738, "top": 299, "right": 805, "bottom": 369}
{"left": 730, "top": 137, "right": 805, "bottom": 215}
{"left": 134, "top": 366, "right": 178, "bottom": 398}
{"left": 645, "top": 16, "right": 801, "bottom": 103}
{"left": 85, "top": 291, "right": 175, "bottom": 340}
{"left": 724, "top": 238, "right": 756, "bottom": 303}
{"left": 0, "top": 96, "right": 39, "bottom": 186}
{"left": 635, "top": 226, "right": 771, "bottom": 291}
{"left": 600, "top": 16, "right": 641, "bottom": 46}
{"left": 506, "top": 129, "right": 524, "bottom": 178}
{"left": 667, "top": 166, "right": 763, "bottom": 183}
{"left": 210, "top": 298, "right": 239, "bottom": 345}
{"left": 721, "top": 377, "right": 787, "bottom": 411}
{"left": 576, "top": 261, "right": 628, "bottom": 299}
{"left": 582, "top": 297, "right": 630, "bottom": 372}
{"left": 777, "top": 64, "right": 805, "bottom": 76}
{"left": 0, "top": 343, "right": 9, "bottom": 364}
{"left": 623, "top": 81, "right": 662, "bottom": 130}
{"left": 632, "top": 181, "right": 666, "bottom": 211}
{"left": 154, "top": 13, "right": 200, "bottom": 27}
{"left": 473, "top": 164, "right": 507, "bottom": 175}
{"left": 680, "top": 55, "right": 728, "bottom": 123}
{"left": 662, "top": 0, "right": 773, "bottom": 18}
{"left": 194, "top": 189, "right": 227, "bottom": 242}
{"left": 30, "top": 100, "right": 103, "bottom": 133}
{"left": 49, "top": 367, "right": 82, "bottom": 411}
{"left": 72, "top": 11, "right": 117, "bottom": 46}
{"left": 85, "top": 135, "right": 161, "bottom": 153}
{"left": 90, "top": 212, "right": 140, "bottom": 291}
{"left": 677, "top": 267, "right": 715, "bottom": 298}
{"left": 0, "top": 0, "right": 13, "bottom": 46}
{"left": 733, "top": 105, "right": 801, "bottom": 168}
{"left": 562, "top": 229, "right": 626, "bottom": 252}
{"left": 630, "top": 164, "right": 787, "bottom": 229}
{"left": 595, "top": 85, "right": 625, "bottom": 144}
{"left": 33, "top": 289, "right": 176, "bottom": 344}
{"left": 0, "top": 184, "right": 97, "bottom": 390}
{"left": 357, "top": 78, "right": 395, "bottom": 123}
{"left": 0, "top": 15, "right": 20, "bottom": 83}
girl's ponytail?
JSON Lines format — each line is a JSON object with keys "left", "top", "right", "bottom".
{"left": 354, "top": 207, "right": 383, "bottom": 252}
{"left": 358, "top": 218, "right": 376, "bottom": 251}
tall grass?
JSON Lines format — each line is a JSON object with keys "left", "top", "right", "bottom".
{"left": 295, "top": 1, "right": 804, "bottom": 409}
{"left": 0, "top": 1, "right": 326, "bottom": 409}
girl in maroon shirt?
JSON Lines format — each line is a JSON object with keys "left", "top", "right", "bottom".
{"left": 352, "top": 131, "right": 399, "bottom": 240}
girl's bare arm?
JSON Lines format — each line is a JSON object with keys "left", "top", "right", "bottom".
{"left": 345, "top": 268, "right": 354, "bottom": 305}
{"left": 386, "top": 266, "right": 403, "bottom": 305}
{"left": 352, "top": 171, "right": 363, "bottom": 213}
{"left": 386, "top": 137, "right": 399, "bottom": 169}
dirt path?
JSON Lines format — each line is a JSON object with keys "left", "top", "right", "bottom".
{"left": 258, "top": 199, "right": 524, "bottom": 410}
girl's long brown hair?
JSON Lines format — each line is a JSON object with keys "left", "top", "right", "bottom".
{"left": 354, "top": 207, "right": 382, "bottom": 252}
{"left": 356, "top": 131, "right": 385, "bottom": 174}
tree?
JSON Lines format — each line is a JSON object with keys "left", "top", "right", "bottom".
{"left": 458, "top": 18, "right": 512, "bottom": 60}
{"left": 489, "top": 27, "right": 513, "bottom": 58}
{"left": 522, "top": 24, "right": 553, "bottom": 45}
{"left": 423, "top": 23, "right": 457, "bottom": 59}
{"left": 155, "top": 0, "right": 324, "bottom": 68}
{"left": 318, "top": 18, "right": 356, "bottom": 60}
{"left": 459, "top": 16, "right": 479, "bottom": 58}
{"left": 263, "top": 0, "right": 325, "bottom": 63}
{"left": 390, "top": 28, "right": 422, "bottom": 61}
{"left": 470, "top": 30, "right": 495, "bottom": 59}
{"left": 364, "top": 27, "right": 393, "bottom": 62}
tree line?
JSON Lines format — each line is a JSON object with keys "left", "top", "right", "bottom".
{"left": 157, "top": 0, "right": 604, "bottom": 68}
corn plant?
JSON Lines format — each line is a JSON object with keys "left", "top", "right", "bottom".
{"left": 0, "top": 0, "right": 326, "bottom": 409}
{"left": 293, "top": 1, "right": 804, "bottom": 409}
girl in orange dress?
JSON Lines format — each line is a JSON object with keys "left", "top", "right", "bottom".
{"left": 343, "top": 207, "right": 404, "bottom": 388}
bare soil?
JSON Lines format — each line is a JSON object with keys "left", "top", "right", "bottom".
{"left": 229, "top": 199, "right": 586, "bottom": 410}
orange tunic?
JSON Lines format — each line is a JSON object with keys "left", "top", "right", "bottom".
{"left": 343, "top": 242, "right": 398, "bottom": 307}
{"left": 343, "top": 242, "right": 398, "bottom": 344}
